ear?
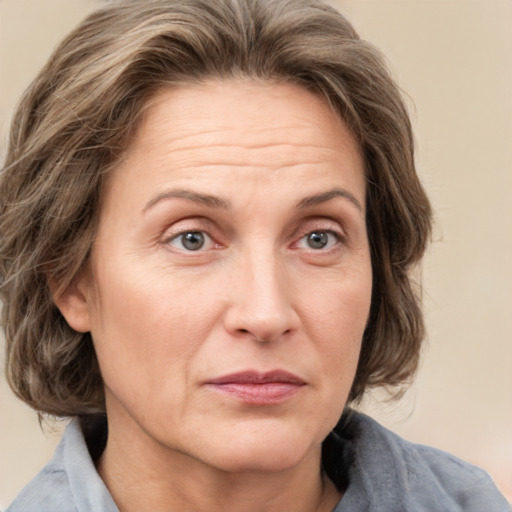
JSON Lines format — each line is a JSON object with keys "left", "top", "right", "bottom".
{"left": 50, "top": 274, "right": 92, "bottom": 333}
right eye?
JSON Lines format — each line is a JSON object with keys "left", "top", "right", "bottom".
{"left": 167, "top": 230, "right": 214, "bottom": 251}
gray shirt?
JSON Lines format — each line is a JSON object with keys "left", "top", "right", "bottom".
{"left": 6, "top": 412, "right": 510, "bottom": 512}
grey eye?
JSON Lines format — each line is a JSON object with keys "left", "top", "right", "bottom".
{"left": 172, "top": 231, "right": 206, "bottom": 251}
{"left": 307, "top": 231, "right": 329, "bottom": 249}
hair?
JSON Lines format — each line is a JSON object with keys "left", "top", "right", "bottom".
{"left": 0, "top": 0, "right": 432, "bottom": 418}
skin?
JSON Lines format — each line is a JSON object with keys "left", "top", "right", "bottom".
{"left": 56, "top": 79, "right": 373, "bottom": 512}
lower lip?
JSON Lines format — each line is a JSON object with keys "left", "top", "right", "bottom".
{"left": 206, "top": 382, "right": 304, "bottom": 404}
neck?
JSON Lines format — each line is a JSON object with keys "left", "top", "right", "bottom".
{"left": 97, "top": 423, "right": 341, "bottom": 512}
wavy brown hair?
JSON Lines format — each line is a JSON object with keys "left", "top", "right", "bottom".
{"left": 0, "top": 0, "right": 432, "bottom": 417}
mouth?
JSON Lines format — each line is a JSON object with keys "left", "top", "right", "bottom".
{"left": 205, "top": 370, "right": 306, "bottom": 405}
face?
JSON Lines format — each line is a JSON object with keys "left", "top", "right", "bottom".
{"left": 65, "top": 80, "right": 372, "bottom": 474}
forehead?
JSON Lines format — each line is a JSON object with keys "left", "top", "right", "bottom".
{"left": 128, "top": 78, "right": 362, "bottom": 165}
{"left": 103, "top": 78, "right": 366, "bottom": 213}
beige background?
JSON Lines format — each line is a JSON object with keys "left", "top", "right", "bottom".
{"left": 1, "top": 0, "right": 511, "bottom": 507}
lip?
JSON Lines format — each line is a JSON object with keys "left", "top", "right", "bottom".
{"left": 205, "top": 370, "right": 306, "bottom": 405}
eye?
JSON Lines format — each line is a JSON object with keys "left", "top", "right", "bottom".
{"left": 298, "top": 230, "right": 340, "bottom": 250}
{"left": 168, "top": 230, "right": 213, "bottom": 251}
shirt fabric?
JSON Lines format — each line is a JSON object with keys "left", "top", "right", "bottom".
{"left": 6, "top": 411, "right": 510, "bottom": 512}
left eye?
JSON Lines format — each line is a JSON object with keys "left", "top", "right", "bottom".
{"left": 298, "top": 230, "right": 340, "bottom": 250}
{"left": 168, "top": 231, "right": 213, "bottom": 251}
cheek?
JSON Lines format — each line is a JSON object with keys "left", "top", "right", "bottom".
{"left": 304, "top": 265, "right": 372, "bottom": 383}
{"left": 88, "top": 260, "right": 233, "bottom": 389}
{"left": 87, "top": 263, "right": 214, "bottom": 389}
{"left": 305, "top": 261, "right": 372, "bottom": 332}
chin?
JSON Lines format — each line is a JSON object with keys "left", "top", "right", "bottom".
{"left": 214, "top": 445, "right": 312, "bottom": 474}
{"left": 196, "top": 425, "right": 324, "bottom": 474}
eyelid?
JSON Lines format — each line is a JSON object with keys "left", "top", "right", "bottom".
{"left": 296, "top": 229, "right": 342, "bottom": 250}
{"left": 161, "top": 217, "right": 220, "bottom": 250}
{"left": 293, "top": 217, "right": 346, "bottom": 240}
{"left": 167, "top": 230, "right": 216, "bottom": 251}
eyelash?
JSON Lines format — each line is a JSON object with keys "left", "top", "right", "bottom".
{"left": 162, "top": 218, "right": 346, "bottom": 254}
{"left": 166, "top": 230, "right": 216, "bottom": 252}
{"left": 295, "top": 229, "right": 343, "bottom": 251}
{"left": 164, "top": 231, "right": 344, "bottom": 255}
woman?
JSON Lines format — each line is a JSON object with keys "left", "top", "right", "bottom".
{"left": 0, "top": 0, "right": 509, "bottom": 510}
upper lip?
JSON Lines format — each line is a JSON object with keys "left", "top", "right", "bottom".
{"left": 206, "top": 370, "right": 305, "bottom": 385}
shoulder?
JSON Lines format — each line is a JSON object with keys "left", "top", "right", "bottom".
{"left": 5, "top": 419, "right": 117, "bottom": 512}
{"left": 5, "top": 442, "right": 76, "bottom": 512}
{"left": 333, "top": 411, "right": 510, "bottom": 512}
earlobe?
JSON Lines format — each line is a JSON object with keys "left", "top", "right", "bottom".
{"left": 49, "top": 276, "right": 92, "bottom": 333}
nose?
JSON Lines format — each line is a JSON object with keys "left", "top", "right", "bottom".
{"left": 222, "top": 249, "right": 298, "bottom": 344}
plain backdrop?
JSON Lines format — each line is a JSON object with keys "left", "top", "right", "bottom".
{"left": 1, "top": 0, "right": 511, "bottom": 507}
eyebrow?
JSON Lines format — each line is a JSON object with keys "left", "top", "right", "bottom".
{"left": 143, "top": 186, "right": 362, "bottom": 214}
{"left": 297, "top": 187, "right": 363, "bottom": 212}
{"left": 143, "top": 189, "right": 231, "bottom": 212}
